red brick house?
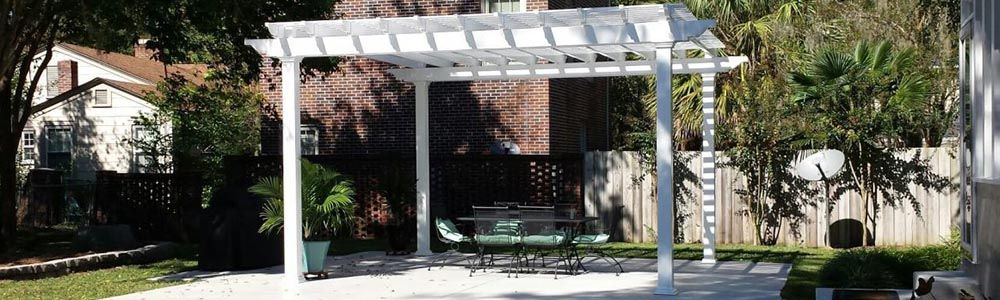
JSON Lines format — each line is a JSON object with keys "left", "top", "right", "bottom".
{"left": 258, "top": 0, "right": 611, "bottom": 156}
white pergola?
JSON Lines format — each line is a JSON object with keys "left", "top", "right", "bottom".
{"left": 245, "top": 3, "right": 745, "bottom": 295}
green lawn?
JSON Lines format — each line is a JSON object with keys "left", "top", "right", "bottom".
{"left": 0, "top": 258, "right": 197, "bottom": 300}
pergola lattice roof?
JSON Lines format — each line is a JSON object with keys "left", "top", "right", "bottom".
{"left": 246, "top": 4, "right": 746, "bottom": 81}
{"left": 247, "top": 4, "right": 743, "bottom": 294}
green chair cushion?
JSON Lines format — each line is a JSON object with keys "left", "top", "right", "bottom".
{"left": 573, "top": 233, "right": 609, "bottom": 244}
{"left": 475, "top": 234, "right": 520, "bottom": 245}
{"left": 491, "top": 220, "right": 522, "bottom": 235}
{"left": 436, "top": 218, "right": 469, "bottom": 243}
{"left": 522, "top": 234, "right": 566, "bottom": 246}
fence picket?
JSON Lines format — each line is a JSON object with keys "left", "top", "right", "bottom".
{"left": 584, "top": 149, "right": 959, "bottom": 246}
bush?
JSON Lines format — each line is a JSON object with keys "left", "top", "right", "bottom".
{"left": 819, "top": 241, "right": 962, "bottom": 289}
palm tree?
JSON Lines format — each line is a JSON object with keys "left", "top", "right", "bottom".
{"left": 249, "top": 159, "right": 356, "bottom": 240}
{"left": 614, "top": 0, "right": 807, "bottom": 147}
{"left": 789, "top": 40, "right": 933, "bottom": 245}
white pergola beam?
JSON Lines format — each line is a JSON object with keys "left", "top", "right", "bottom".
{"left": 394, "top": 53, "right": 456, "bottom": 68}
{"left": 245, "top": 21, "right": 715, "bottom": 58}
{"left": 414, "top": 81, "right": 432, "bottom": 256}
{"left": 653, "top": 46, "right": 678, "bottom": 296}
{"left": 279, "top": 57, "right": 305, "bottom": 287}
{"left": 245, "top": 13, "right": 715, "bottom": 57}
{"left": 388, "top": 57, "right": 748, "bottom": 82}
{"left": 700, "top": 73, "right": 718, "bottom": 264}
{"left": 251, "top": 5, "right": 746, "bottom": 297}
{"left": 367, "top": 55, "right": 429, "bottom": 68}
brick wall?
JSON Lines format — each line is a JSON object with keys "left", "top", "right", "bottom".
{"left": 549, "top": 77, "right": 609, "bottom": 153}
{"left": 546, "top": 0, "right": 611, "bottom": 153}
{"left": 259, "top": 0, "right": 609, "bottom": 155}
{"left": 56, "top": 60, "right": 78, "bottom": 94}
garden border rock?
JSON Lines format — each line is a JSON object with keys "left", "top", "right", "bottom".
{"left": 0, "top": 242, "right": 181, "bottom": 279}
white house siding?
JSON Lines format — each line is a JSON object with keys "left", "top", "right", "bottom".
{"left": 33, "top": 46, "right": 147, "bottom": 100}
{"left": 27, "top": 84, "right": 159, "bottom": 181}
{"left": 962, "top": 0, "right": 1000, "bottom": 298}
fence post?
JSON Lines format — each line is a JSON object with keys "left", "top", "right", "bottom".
{"left": 93, "top": 171, "right": 118, "bottom": 224}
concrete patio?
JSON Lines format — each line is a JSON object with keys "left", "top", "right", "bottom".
{"left": 112, "top": 252, "right": 791, "bottom": 299}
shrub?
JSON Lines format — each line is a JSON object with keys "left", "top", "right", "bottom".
{"left": 819, "top": 241, "right": 961, "bottom": 289}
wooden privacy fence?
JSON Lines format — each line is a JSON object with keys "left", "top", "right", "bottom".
{"left": 584, "top": 148, "right": 960, "bottom": 246}
{"left": 93, "top": 171, "right": 202, "bottom": 242}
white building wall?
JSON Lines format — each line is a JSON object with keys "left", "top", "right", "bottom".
{"left": 26, "top": 84, "right": 160, "bottom": 181}
{"left": 963, "top": 0, "right": 1000, "bottom": 298}
{"left": 33, "top": 46, "right": 148, "bottom": 100}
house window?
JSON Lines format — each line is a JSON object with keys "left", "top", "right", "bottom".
{"left": 46, "top": 66, "right": 59, "bottom": 96}
{"left": 46, "top": 127, "right": 72, "bottom": 171}
{"left": 93, "top": 89, "right": 111, "bottom": 107}
{"left": 132, "top": 126, "right": 157, "bottom": 172}
{"left": 959, "top": 27, "right": 977, "bottom": 261}
{"left": 483, "top": 0, "right": 523, "bottom": 13}
{"left": 21, "top": 131, "right": 36, "bottom": 163}
{"left": 301, "top": 126, "right": 319, "bottom": 155}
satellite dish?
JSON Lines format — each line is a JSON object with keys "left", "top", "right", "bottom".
{"left": 794, "top": 149, "right": 845, "bottom": 181}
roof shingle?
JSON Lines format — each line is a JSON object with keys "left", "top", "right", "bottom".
{"left": 58, "top": 44, "right": 205, "bottom": 85}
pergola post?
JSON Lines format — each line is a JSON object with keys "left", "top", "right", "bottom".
{"left": 653, "top": 46, "right": 678, "bottom": 296}
{"left": 280, "top": 57, "right": 305, "bottom": 287}
{"left": 414, "top": 81, "right": 432, "bottom": 256}
{"left": 700, "top": 73, "right": 717, "bottom": 264}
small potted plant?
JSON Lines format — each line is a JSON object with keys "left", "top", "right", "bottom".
{"left": 249, "top": 159, "right": 355, "bottom": 277}
{"left": 375, "top": 161, "right": 416, "bottom": 255}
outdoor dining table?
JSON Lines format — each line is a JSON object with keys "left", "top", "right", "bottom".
{"left": 454, "top": 216, "right": 598, "bottom": 223}
{"left": 455, "top": 214, "right": 599, "bottom": 275}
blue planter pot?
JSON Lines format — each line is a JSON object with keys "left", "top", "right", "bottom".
{"left": 303, "top": 241, "right": 330, "bottom": 273}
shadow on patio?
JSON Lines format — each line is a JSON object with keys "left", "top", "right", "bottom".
{"left": 117, "top": 251, "right": 790, "bottom": 300}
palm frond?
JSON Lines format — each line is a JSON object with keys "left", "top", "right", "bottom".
{"left": 810, "top": 50, "right": 855, "bottom": 81}
{"left": 249, "top": 159, "right": 356, "bottom": 240}
{"left": 870, "top": 41, "right": 893, "bottom": 72}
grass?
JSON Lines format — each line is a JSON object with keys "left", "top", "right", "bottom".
{"left": 593, "top": 242, "right": 961, "bottom": 299}
{"left": 1, "top": 234, "right": 199, "bottom": 300}
{"left": 818, "top": 243, "right": 961, "bottom": 289}
{"left": 598, "top": 242, "right": 835, "bottom": 300}
{"left": 0, "top": 258, "right": 197, "bottom": 300}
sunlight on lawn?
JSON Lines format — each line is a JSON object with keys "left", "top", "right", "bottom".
{"left": 0, "top": 259, "right": 196, "bottom": 300}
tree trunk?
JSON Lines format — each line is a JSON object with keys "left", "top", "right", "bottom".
{"left": 0, "top": 142, "right": 18, "bottom": 253}
{"left": 862, "top": 194, "right": 870, "bottom": 247}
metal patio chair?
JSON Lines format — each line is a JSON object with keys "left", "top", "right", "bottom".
{"left": 572, "top": 205, "right": 625, "bottom": 275}
{"left": 470, "top": 206, "right": 522, "bottom": 278}
{"left": 428, "top": 217, "right": 473, "bottom": 271}
{"left": 519, "top": 205, "right": 573, "bottom": 279}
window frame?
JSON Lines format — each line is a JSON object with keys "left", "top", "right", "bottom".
{"left": 44, "top": 126, "right": 73, "bottom": 170}
{"left": 131, "top": 125, "right": 156, "bottom": 172}
{"left": 20, "top": 130, "right": 36, "bottom": 164}
{"left": 45, "top": 65, "right": 59, "bottom": 97}
{"left": 300, "top": 125, "right": 320, "bottom": 156}
{"left": 959, "top": 25, "right": 978, "bottom": 263}
{"left": 482, "top": 0, "right": 525, "bottom": 13}
{"left": 93, "top": 89, "right": 111, "bottom": 107}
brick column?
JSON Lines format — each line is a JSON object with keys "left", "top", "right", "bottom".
{"left": 56, "top": 60, "right": 78, "bottom": 93}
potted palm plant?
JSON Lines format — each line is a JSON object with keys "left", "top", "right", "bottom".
{"left": 249, "top": 159, "right": 355, "bottom": 276}
{"left": 375, "top": 161, "right": 416, "bottom": 255}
